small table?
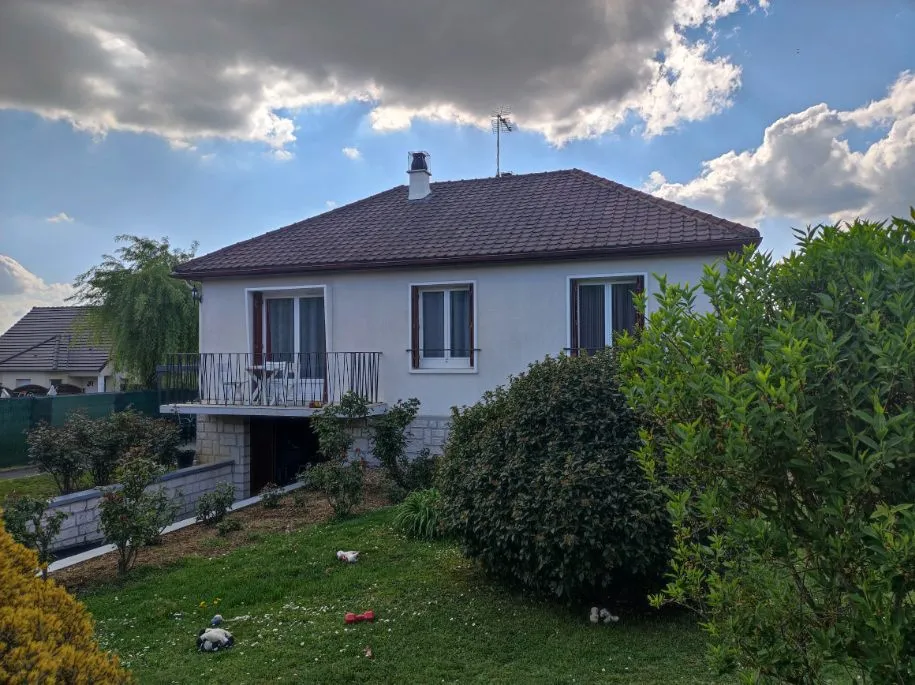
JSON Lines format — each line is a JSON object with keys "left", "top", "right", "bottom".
{"left": 247, "top": 365, "right": 282, "bottom": 405}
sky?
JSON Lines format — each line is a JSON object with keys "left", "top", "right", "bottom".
{"left": 1, "top": 0, "right": 913, "bottom": 333}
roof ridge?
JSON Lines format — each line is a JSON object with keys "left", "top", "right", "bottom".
{"left": 569, "top": 168, "right": 757, "bottom": 236}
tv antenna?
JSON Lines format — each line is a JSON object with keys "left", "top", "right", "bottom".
{"left": 491, "top": 106, "right": 514, "bottom": 177}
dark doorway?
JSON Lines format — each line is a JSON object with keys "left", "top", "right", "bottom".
{"left": 250, "top": 417, "right": 322, "bottom": 494}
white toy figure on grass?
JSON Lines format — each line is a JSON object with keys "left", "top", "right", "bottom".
{"left": 337, "top": 550, "right": 359, "bottom": 563}
{"left": 589, "top": 606, "right": 619, "bottom": 624}
{"left": 197, "top": 627, "right": 234, "bottom": 652}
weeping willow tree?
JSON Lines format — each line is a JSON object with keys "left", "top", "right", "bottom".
{"left": 70, "top": 235, "right": 199, "bottom": 388}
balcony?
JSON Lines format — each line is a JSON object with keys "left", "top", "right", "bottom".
{"left": 157, "top": 352, "right": 382, "bottom": 417}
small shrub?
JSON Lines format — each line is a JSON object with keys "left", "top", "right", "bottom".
{"left": 311, "top": 391, "right": 369, "bottom": 462}
{"left": 0, "top": 516, "right": 131, "bottom": 683}
{"left": 393, "top": 488, "right": 444, "bottom": 540}
{"left": 371, "top": 398, "right": 438, "bottom": 502}
{"left": 195, "top": 482, "right": 235, "bottom": 525}
{"left": 291, "top": 485, "right": 310, "bottom": 509}
{"left": 98, "top": 455, "right": 178, "bottom": 575}
{"left": 216, "top": 518, "right": 242, "bottom": 536}
{"left": 27, "top": 422, "right": 86, "bottom": 495}
{"left": 2, "top": 496, "right": 68, "bottom": 579}
{"left": 299, "top": 462, "right": 363, "bottom": 519}
{"left": 259, "top": 482, "right": 282, "bottom": 509}
{"left": 438, "top": 351, "right": 670, "bottom": 602}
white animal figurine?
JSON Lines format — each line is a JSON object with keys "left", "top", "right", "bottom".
{"left": 589, "top": 607, "right": 600, "bottom": 624}
{"left": 197, "top": 627, "right": 234, "bottom": 652}
{"left": 336, "top": 550, "right": 359, "bottom": 563}
{"left": 599, "top": 608, "right": 619, "bottom": 624}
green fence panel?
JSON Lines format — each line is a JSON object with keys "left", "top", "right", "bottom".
{"left": 0, "top": 391, "right": 164, "bottom": 468}
{"left": 0, "top": 400, "right": 34, "bottom": 468}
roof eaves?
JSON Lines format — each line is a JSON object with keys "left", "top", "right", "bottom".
{"left": 172, "top": 238, "right": 757, "bottom": 280}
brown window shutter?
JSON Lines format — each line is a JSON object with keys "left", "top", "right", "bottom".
{"left": 410, "top": 286, "right": 420, "bottom": 369}
{"left": 252, "top": 292, "right": 264, "bottom": 364}
{"left": 569, "top": 279, "right": 580, "bottom": 356}
{"left": 467, "top": 283, "right": 475, "bottom": 366}
{"left": 634, "top": 276, "right": 646, "bottom": 331}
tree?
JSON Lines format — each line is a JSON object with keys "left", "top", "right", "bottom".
{"left": 618, "top": 216, "right": 915, "bottom": 683}
{"left": 71, "top": 235, "right": 199, "bottom": 388}
{"left": 0, "top": 512, "right": 132, "bottom": 683}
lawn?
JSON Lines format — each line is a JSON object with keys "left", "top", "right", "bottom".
{"left": 0, "top": 472, "right": 60, "bottom": 501}
{"left": 81, "top": 508, "right": 724, "bottom": 684}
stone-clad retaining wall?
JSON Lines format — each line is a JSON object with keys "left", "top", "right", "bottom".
{"left": 48, "top": 459, "right": 235, "bottom": 552}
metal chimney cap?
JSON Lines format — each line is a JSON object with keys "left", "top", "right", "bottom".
{"left": 408, "top": 151, "right": 430, "bottom": 173}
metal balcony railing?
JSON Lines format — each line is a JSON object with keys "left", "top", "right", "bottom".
{"left": 158, "top": 352, "right": 381, "bottom": 407}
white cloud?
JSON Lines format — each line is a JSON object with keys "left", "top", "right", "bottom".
{"left": 46, "top": 212, "right": 75, "bottom": 223}
{"left": 0, "top": 255, "right": 74, "bottom": 334}
{"left": 0, "top": 0, "right": 764, "bottom": 152}
{"left": 341, "top": 146, "right": 361, "bottom": 160}
{"left": 645, "top": 71, "right": 915, "bottom": 227}
{"left": 324, "top": 200, "right": 338, "bottom": 210}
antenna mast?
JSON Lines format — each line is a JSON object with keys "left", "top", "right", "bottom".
{"left": 491, "top": 106, "right": 513, "bottom": 177}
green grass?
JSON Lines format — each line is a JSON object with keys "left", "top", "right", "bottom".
{"left": 0, "top": 473, "right": 60, "bottom": 501}
{"left": 82, "top": 509, "right": 723, "bottom": 684}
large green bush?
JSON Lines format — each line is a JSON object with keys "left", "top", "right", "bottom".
{"left": 438, "top": 351, "right": 669, "bottom": 601}
{"left": 619, "top": 217, "right": 915, "bottom": 682}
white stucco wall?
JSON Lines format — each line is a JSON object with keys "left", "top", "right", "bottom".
{"left": 197, "top": 255, "right": 716, "bottom": 416}
{"left": 0, "top": 370, "right": 113, "bottom": 393}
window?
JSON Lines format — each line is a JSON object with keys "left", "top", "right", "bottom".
{"left": 14, "top": 379, "right": 31, "bottom": 388}
{"left": 49, "top": 378, "right": 63, "bottom": 387}
{"left": 570, "top": 276, "right": 644, "bottom": 355}
{"left": 259, "top": 294, "right": 327, "bottom": 379}
{"left": 411, "top": 284, "right": 474, "bottom": 369}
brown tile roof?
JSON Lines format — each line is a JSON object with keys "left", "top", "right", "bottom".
{"left": 174, "top": 169, "right": 760, "bottom": 278}
{"left": 0, "top": 307, "right": 110, "bottom": 373}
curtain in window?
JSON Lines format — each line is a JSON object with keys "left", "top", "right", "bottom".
{"left": 578, "top": 284, "right": 605, "bottom": 354}
{"left": 266, "top": 298, "right": 294, "bottom": 362}
{"left": 299, "top": 297, "right": 326, "bottom": 379}
{"left": 422, "top": 291, "right": 445, "bottom": 358}
{"left": 450, "top": 290, "right": 471, "bottom": 358}
{"left": 611, "top": 283, "right": 636, "bottom": 335}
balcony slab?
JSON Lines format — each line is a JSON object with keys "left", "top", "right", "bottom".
{"left": 160, "top": 402, "right": 389, "bottom": 418}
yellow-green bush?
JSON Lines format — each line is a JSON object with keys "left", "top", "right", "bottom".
{"left": 0, "top": 513, "right": 131, "bottom": 684}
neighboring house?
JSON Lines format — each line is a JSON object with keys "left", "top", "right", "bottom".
{"left": 0, "top": 306, "right": 119, "bottom": 394}
{"left": 165, "top": 154, "right": 760, "bottom": 498}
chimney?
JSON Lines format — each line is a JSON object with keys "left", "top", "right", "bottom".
{"left": 407, "top": 151, "right": 431, "bottom": 200}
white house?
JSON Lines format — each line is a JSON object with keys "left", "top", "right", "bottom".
{"left": 164, "top": 154, "right": 760, "bottom": 498}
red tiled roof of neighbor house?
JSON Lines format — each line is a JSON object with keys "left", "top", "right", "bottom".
{"left": 174, "top": 169, "right": 760, "bottom": 279}
{"left": 0, "top": 306, "right": 110, "bottom": 372}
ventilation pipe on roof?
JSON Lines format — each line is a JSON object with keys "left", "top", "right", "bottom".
{"left": 407, "top": 151, "right": 431, "bottom": 200}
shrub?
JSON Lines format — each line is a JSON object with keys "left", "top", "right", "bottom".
{"left": 299, "top": 462, "right": 364, "bottom": 519}
{"left": 27, "top": 421, "right": 86, "bottom": 495}
{"left": 195, "top": 482, "right": 235, "bottom": 525}
{"left": 259, "top": 482, "right": 282, "bottom": 509}
{"left": 311, "top": 391, "right": 369, "bottom": 462}
{"left": 618, "top": 217, "right": 915, "bottom": 682}
{"left": 393, "top": 488, "right": 444, "bottom": 540}
{"left": 216, "top": 518, "right": 242, "bottom": 536}
{"left": 2, "top": 496, "right": 68, "bottom": 579}
{"left": 438, "top": 351, "right": 669, "bottom": 601}
{"left": 371, "top": 398, "right": 437, "bottom": 502}
{"left": 291, "top": 485, "right": 310, "bottom": 509}
{"left": 98, "top": 455, "right": 178, "bottom": 575}
{"left": 0, "top": 515, "right": 132, "bottom": 683}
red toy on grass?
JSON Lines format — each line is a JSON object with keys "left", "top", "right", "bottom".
{"left": 344, "top": 611, "right": 375, "bottom": 624}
